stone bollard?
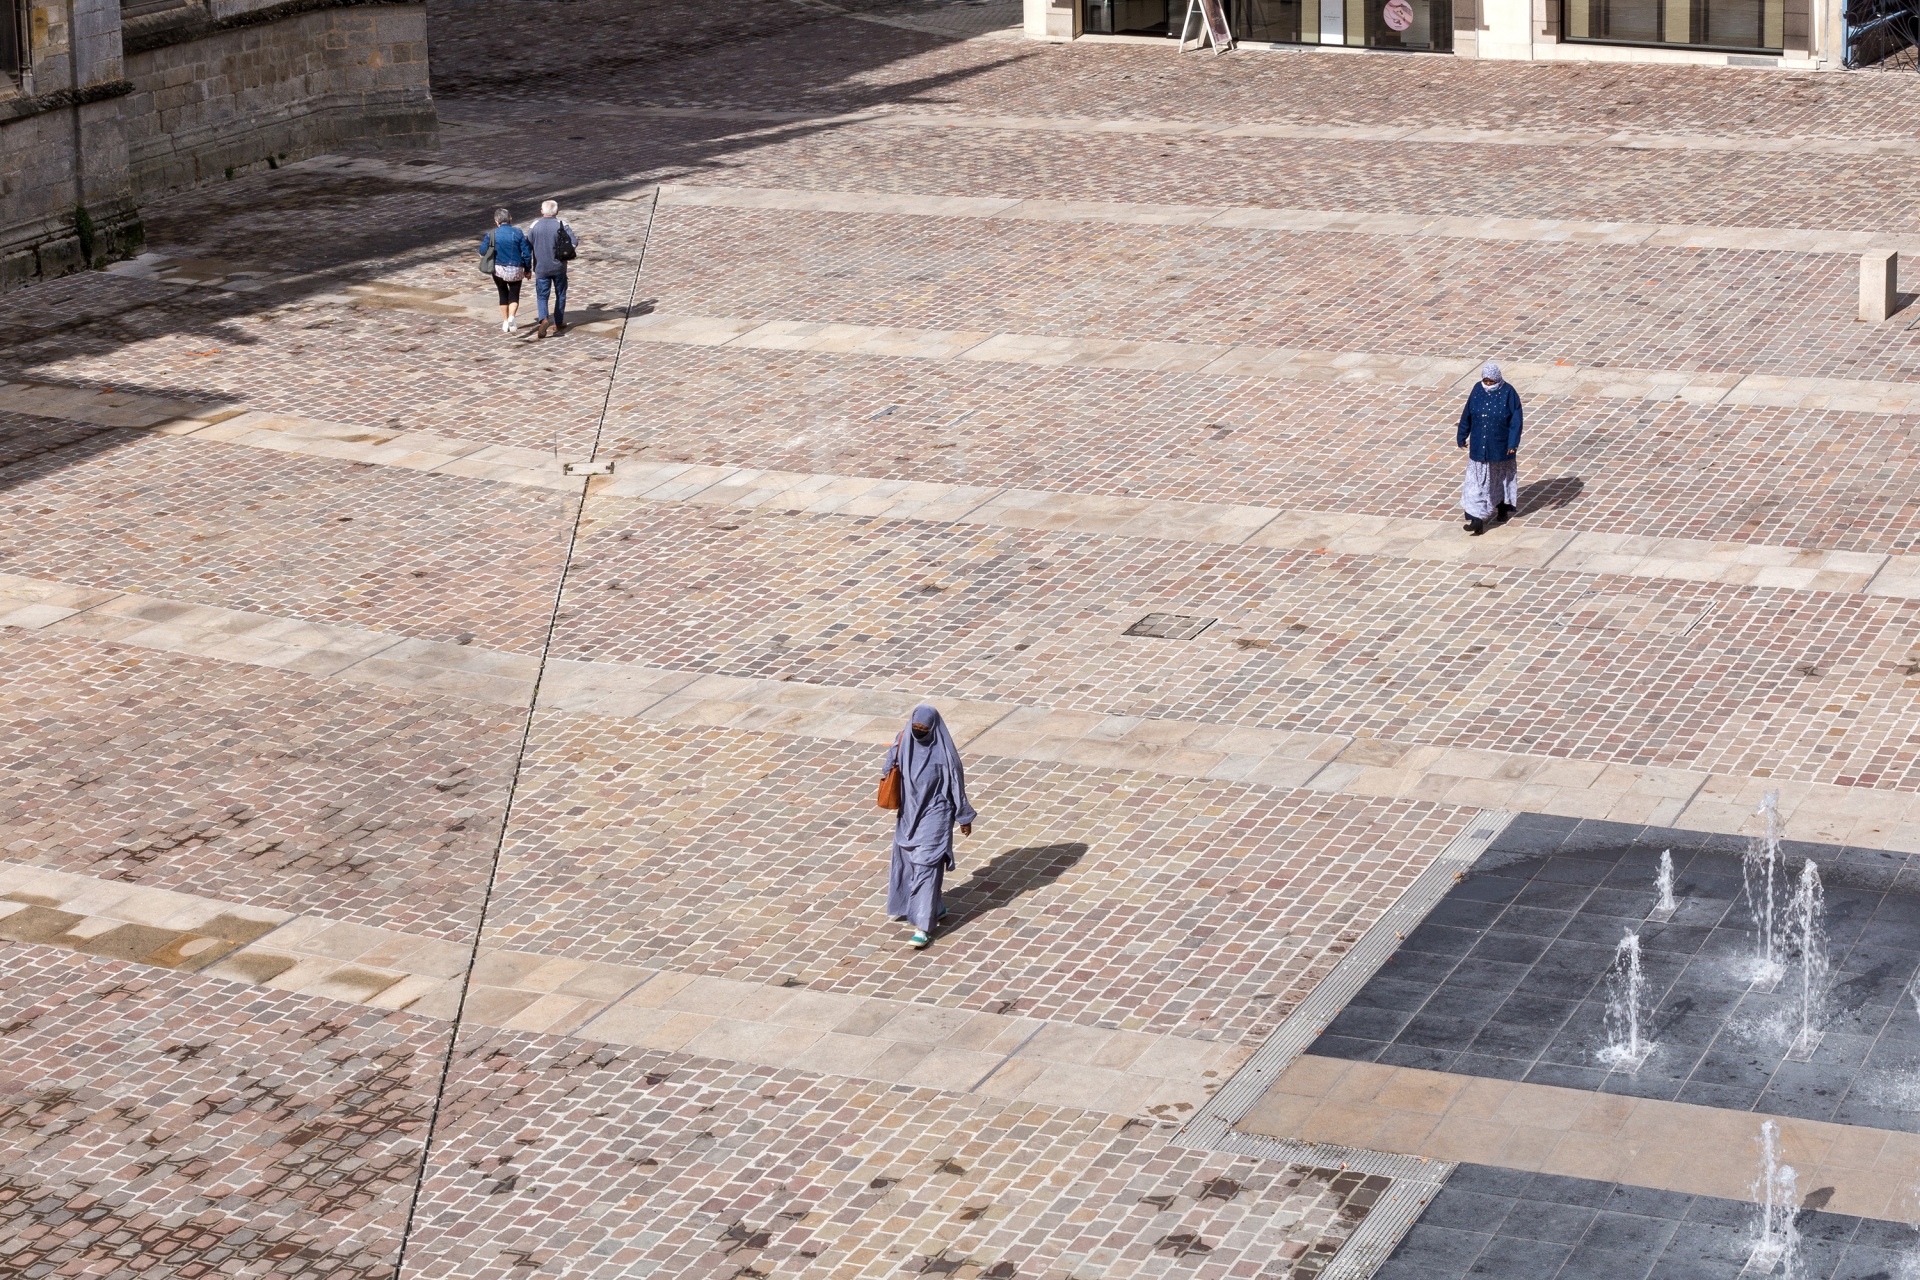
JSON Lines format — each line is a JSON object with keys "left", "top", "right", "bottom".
{"left": 1861, "top": 251, "right": 1898, "bottom": 323}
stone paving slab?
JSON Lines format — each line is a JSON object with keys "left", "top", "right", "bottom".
{"left": 15, "top": 395, "right": 1909, "bottom": 611}
{"left": 0, "top": 425, "right": 580, "bottom": 655}
{"left": 611, "top": 310, "right": 1920, "bottom": 414}
{"left": 11, "top": 566, "right": 1920, "bottom": 850}
{"left": 614, "top": 102, "right": 1920, "bottom": 161}
{"left": 1240, "top": 1055, "right": 1920, "bottom": 1223}
{"left": 594, "top": 340, "right": 1920, "bottom": 556}
{"left": 660, "top": 181, "right": 1920, "bottom": 257}
{"left": 0, "top": 857, "right": 1248, "bottom": 1124}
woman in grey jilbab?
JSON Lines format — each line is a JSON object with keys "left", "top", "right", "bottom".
{"left": 882, "top": 704, "right": 976, "bottom": 949}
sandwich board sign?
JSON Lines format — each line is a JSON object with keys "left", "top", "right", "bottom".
{"left": 1180, "top": 0, "right": 1234, "bottom": 51}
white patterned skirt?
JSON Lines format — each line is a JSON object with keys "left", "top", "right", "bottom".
{"left": 1462, "top": 459, "right": 1518, "bottom": 520}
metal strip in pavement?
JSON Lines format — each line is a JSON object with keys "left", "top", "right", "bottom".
{"left": 657, "top": 181, "right": 1916, "bottom": 257}
{"left": 3, "top": 568, "right": 1914, "bottom": 851}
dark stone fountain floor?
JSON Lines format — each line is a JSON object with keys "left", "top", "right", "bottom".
{"left": 1378, "top": 1164, "right": 1916, "bottom": 1280}
{"left": 1313, "top": 813, "right": 1920, "bottom": 1131}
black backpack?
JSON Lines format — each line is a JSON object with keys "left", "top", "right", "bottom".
{"left": 552, "top": 220, "right": 576, "bottom": 263}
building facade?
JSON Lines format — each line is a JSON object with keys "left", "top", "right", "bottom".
{"left": 1, "top": 0, "right": 436, "bottom": 292}
{"left": 1028, "top": 0, "right": 1867, "bottom": 67}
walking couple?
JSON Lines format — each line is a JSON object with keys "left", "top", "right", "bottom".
{"left": 478, "top": 199, "right": 578, "bottom": 339}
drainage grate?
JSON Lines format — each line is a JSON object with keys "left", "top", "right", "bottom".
{"left": 867, "top": 404, "right": 973, "bottom": 429}
{"left": 1124, "top": 614, "right": 1216, "bottom": 640}
{"left": 1170, "top": 810, "right": 1518, "bottom": 1280}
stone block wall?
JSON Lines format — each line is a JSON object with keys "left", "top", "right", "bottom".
{"left": 0, "top": 0, "right": 435, "bottom": 292}
{"left": 0, "top": 0, "right": 142, "bottom": 292}
{"left": 121, "top": 0, "right": 437, "bottom": 197}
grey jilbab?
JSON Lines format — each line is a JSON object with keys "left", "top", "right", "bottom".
{"left": 882, "top": 704, "right": 977, "bottom": 943}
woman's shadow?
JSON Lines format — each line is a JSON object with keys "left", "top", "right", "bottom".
{"left": 944, "top": 842, "right": 1089, "bottom": 929}
{"left": 1517, "top": 475, "right": 1584, "bottom": 516}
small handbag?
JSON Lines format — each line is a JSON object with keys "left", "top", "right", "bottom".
{"left": 479, "top": 229, "right": 497, "bottom": 276}
{"left": 877, "top": 732, "right": 903, "bottom": 810}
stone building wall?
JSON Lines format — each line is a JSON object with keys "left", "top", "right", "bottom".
{"left": 0, "top": 0, "right": 142, "bottom": 290}
{"left": 121, "top": 0, "right": 436, "bottom": 197}
{"left": 0, "top": 0, "right": 436, "bottom": 293}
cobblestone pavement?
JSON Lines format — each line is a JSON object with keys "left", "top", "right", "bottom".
{"left": 8, "top": 0, "right": 1920, "bottom": 1276}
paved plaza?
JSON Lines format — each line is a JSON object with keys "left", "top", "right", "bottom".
{"left": 7, "top": 1, "right": 1920, "bottom": 1276}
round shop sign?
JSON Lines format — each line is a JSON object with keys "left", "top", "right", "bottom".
{"left": 1382, "top": 0, "right": 1414, "bottom": 28}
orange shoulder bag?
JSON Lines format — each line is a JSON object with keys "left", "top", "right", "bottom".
{"left": 878, "top": 733, "right": 903, "bottom": 810}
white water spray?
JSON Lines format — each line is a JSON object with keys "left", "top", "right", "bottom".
{"left": 1784, "top": 859, "right": 1828, "bottom": 1062}
{"left": 1651, "top": 848, "right": 1677, "bottom": 920}
{"left": 1599, "top": 930, "right": 1655, "bottom": 1070}
{"left": 1748, "top": 1120, "right": 1802, "bottom": 1277}
{"left": 1744, "top": 791, "right": 1786, "bottom": 989}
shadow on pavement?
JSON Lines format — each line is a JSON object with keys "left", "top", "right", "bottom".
{"left": 1518, "top": 474, "right": 1584, "bottom": 515}
{"left": 944, "top": 841, "right": 1089, "bottom": 928}
{"left": 0, "top": 0, "right": 1030, "bottom": 484}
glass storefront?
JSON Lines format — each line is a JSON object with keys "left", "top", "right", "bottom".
{"left": 1561, "top": 0, "right": 1783, "bottom": 50}
{"left": 1086, "top": 0, "right": 1451, "bottom": 47}
{"left": 1084, "top": 0, "right": 1174, "bottom": 34}
{"left": 1228, "top": 0, "right": 1453, "bottom": 49}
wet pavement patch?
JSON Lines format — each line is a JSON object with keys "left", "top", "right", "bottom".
{"left": 1376, "top": 1163, "right": 1917, "bottom": 1280}
{"left": 1310, "top": 814, "right": 1920, "bottom": 1131}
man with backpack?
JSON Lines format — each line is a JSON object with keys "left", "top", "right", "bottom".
{"left": 527, "top": 199, "right": 578, "bottom": 339}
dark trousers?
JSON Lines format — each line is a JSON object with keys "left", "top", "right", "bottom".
{"left": 536, "top": 273, "right": 568, "bottom": 325}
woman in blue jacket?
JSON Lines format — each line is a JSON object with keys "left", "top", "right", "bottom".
{"left": 1456, "top": 362, "right": 1523, "bottom": 536}
{"left": 480, "top": 208, "right": 534, "bottom": 335}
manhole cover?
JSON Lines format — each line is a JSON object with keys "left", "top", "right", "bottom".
{"left": 1124, "top": 614, "right": 1216, "bottom": 640}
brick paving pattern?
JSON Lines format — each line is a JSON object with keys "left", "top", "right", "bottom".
{"left": 556, "top": 500, "right": 1920, "bottom": 788}
{"left": 0, "top": 627, "right": 519, "bottom": 938}
{"left": 0, "top": 434, "right": 577, "bottom": 653}
{"left": 6, "top": 0, "right": 1920, "bottom": 1275}
{"left": 409, "top": 1023, "right": 1378, "bottom": 1280}
{"left": 0, "top": 943, "right": 447, "bottom": 1279}
{"left": 597, "top": 345, "right": 1920, "bottom": 554}
{"left": 489, "top": 714, "right": 1465, "bottom": 1041}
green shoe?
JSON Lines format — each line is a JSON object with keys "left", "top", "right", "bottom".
{"left": 910, "top": 930, "right": 931, "bottom": 949}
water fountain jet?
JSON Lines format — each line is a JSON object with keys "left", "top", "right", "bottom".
{"left": 1784, "top": 859, "right": 1828, "bottom": 1063}
{"left": 1744, "top": 1119, "right": 1802, "bottom": 1277}
{"left": 1745, "top": 791, "right": 1787, "bottom": 991}
{"left": 1599, "top": 930, "right": 1655, "bottom": 1071}
{"left": 1649, "top": 848, "right": 1677, "bottom": 922}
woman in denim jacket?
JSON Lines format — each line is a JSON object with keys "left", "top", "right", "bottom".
{"left": 481, "top": 208, "right": 534, "bottom": 335}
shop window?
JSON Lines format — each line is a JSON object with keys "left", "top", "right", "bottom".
{"left": 1085, "top": 0, "right": 1174, "bottom": 33}
{"left": 1562, "top": 0, "right": 1783, "bottom": 49}
{"left": 1231, "top": 0, "right": 1452, "bottom": 47}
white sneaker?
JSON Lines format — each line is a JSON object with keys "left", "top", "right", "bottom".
{"left": 501, "top": 319, "right": 511, "bottom": 333}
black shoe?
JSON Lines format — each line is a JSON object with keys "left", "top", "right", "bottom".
{"left": 1495, "top": 503, "right": 1515, "bottom": 523}
{"left": 1466, "top": 518, "right": 1486, "bottom": 536}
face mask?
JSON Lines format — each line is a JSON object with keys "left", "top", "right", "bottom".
{"left": 912, "top": 725, "right": 932, "bottom": 744}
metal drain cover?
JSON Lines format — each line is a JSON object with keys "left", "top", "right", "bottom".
{"left": 1124, "top": 614, "right": 1216, "bottom": 640}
